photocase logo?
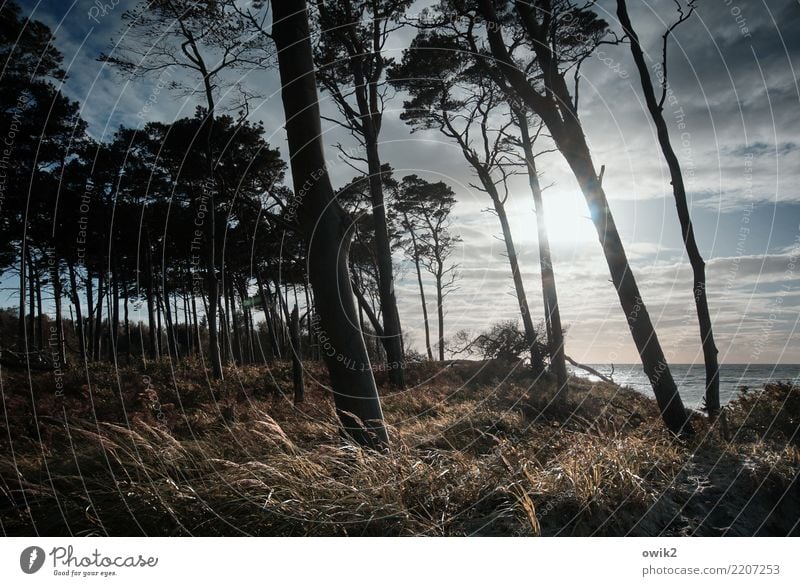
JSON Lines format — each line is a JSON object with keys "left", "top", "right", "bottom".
{"left": 20, "top": 546, "right": 46, "bottom": 574}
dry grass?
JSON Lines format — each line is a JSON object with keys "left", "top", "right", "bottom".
{"left": 0, "top": 360, "right": 797, "bottom": 536}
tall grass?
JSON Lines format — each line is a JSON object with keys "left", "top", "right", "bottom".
{"left": 0, "top": 361, "right": 797, "bottom": 535}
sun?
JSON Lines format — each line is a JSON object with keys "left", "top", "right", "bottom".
{"left": 540, "top": 191, "right": 598, "bottom": 247}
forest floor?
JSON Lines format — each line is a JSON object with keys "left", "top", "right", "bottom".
{"left": 0, "top": 358, "right": 798, "bottom": 536}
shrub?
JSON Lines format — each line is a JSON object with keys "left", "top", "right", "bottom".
{"left": 453, "top": 320, "right": 548, "bottom": 373}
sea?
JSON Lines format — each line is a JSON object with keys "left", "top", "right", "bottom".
{"left": 573, "top": 363, "right": 800, "bottom": 409}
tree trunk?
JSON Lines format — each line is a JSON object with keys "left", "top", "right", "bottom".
{"left": 123, "top": 278, "right": 131, "bottom": 362}
{"left": 564, "top": 134, "right": 692, "bottom": 434}
{"left": 516, "top": 111, "right": 568, "bottom": 387}
{"left": 364, "top": 139, "right": 405, "bottom": 386}
{"left": 35, "top": 266, "right": 44, "bottom": 351}
{"left": 17, "top": 240, "right": 26, "bottom": 351}
{"left": 85, "top": 270, "right": 94, "bottom": 361}
{"left": 290, "top": 304, "right": 304, "bottom": 404}
{"left": 488, "top": 188, "right": 538, "bottom": 364}
{"left": 616, "top": 0, "right": 720, "bottom": 419}
{"left": 28, "top": 257, "right": 36, "bottom": 349}
{"left": 406, "top": 216, "right": 434, "bottom": 361}
{"left": 67, "top": 261, "right": 85, "bottom": 363}
{"left": 256, "top": 273, "right": 278, "bottom": 360}
{"left": 51, "top": 259, "right": 66, "bottom": 366}
{"left": 272, "top": 0, "right": 388, "bottom": 447}
{"left": 93, "top": 271, "right": 104, "bottom": 361}
{"left": 435, "top": 270, "right": 445, "bottom": 361}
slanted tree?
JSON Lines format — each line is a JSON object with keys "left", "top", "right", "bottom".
{"left": 435, "top": 0, "right": 693, "bottom": 433}
{"left": 271, "top": 0, "right": 389, "bottom": 448}
{"left": 615, "top": 0, "right": 719, "bottom": 419}
{"left": 505, "top": 107, "right": 568, "bottom": 387}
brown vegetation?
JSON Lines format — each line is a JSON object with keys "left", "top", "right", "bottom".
{"left": 1, "top": 362, "right": 797, "bottom": 536}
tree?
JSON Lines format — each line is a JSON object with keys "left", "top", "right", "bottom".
{"left": 506, "top": 107, "right": 568, "bottom": 387}
{"left": 390, "top": 45, "right": 540, "bottom": 367}
{"left": 103, "top": 0, "right": 269, "bottom": 379}
{"left": 312, "top": 0, "right": 412, "bottom": 386}
{"left": 271, "top": 0, "right": 389, "bottom": 448}
{"left": 393, "top": 175, "right": 460, "bottom": 361}
{"left": 615, "top": 0, "right": 719, "bottom": 419}
{"left": 439, "top": 0, "right": 693, "bottom": 433}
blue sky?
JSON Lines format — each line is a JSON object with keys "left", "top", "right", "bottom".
{"left": 9, "top": 0, "right": 800, "bottom": 364}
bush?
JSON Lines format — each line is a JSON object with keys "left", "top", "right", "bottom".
{"left": 453, "top": 320, "right": 548, "bottom": 373}
{"left": 726, "top": 382, "right": 800, "bottom": 445}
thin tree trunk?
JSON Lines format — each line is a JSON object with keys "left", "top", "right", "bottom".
{"left": 515, "top": 110, "right": 568, "bottom": 387}
{"left": 123, "top": 278, "right": 131, "bottom": 362}
{"left": 364, "top": 139, "right": 405, "bottom": 386}
{"left": 435, "top": 270, "right": 445, "bottom": 361}
{"left": 489, "top": 189, "right": 538, "bottom": 363}
{"left": 290, "top": 304, "right": 304, "bottom": 404}
{"left": 405, "top": 215, "right": 434, "bottom": 361}
{"left": 93, "top": 271, "right": 105, "bottom": 361}
{"left": 256, "top": 273, "right": 278, "bottom": 360}
{"left": 67, "top": 260, "right": 85, "bottom": 363}
{"left": 28, "top": 257, "right": 36, "bottom": 349}
{"left": 616, "top": 0, "right": 720, "bottom": 418}
{"left": 35, "top": 265, "right": 44, "bottom": 351}
{"left": 17, "top": 239, "right": 26, "bottom": 351}
{"left": 85, "top": 270, "right": 94, "bottom": 361}
{"left": 272, "top": 0, "right": 388, "bottom": 447}
{"left": 51, "top": 259, "right": 66, "bottom": 366}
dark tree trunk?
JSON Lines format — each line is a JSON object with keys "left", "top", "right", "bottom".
{"left": 406, "top": 215, "right": 434, "bottom": 361}
{"left": 17, "top": 240, "right": 26, "bottom": 352}
{"left": 364, "top": 139, "right": 405, "bottom": 386}
{"left": 515, "top": 110, "right": 568, "bottom": 387}
{"left": 485, "top": 183, "right": 538, "bottom": 364}
{"left": 51, "top": 260, "right": 66, "bottom": 366}
{"left": 123, "top": 278, "right": 131, "bottom": 362}
{"left": 290, "top": 304, "right": 304, "bottom": 404}
{"left": 28, "top": 257, "right": 36, "bottom": 349}
{"left": 272, "top": 0, "right": 388, "bottom": 447}
{"left": 67, "top": 261, "right": 86, "bottom": 363}
{"left": 35, "top": 266, "right": 44, "bottom": 351}
{"left": 435, "top": 270, "right": 445, "bottom": 361}
{"left": 111, "top": 268, "right": 119, "bottom": 361}
{"left": 85, "top": 270, "right": 94, "bottom": 361}
{"left": 155, "top": 284, "right": 164, "bottom": 360}
{"left": 256, "top": 273, "right": 278, "bottom": 360}
{"left": 479, "top": 0, "right": 692, "bottom": 433}
{"left": 162, "top": 284, "right": 177, "bottom": 361}
{"left": 93, "top": 271, "right": 105, "bottom": 361}
{"left": 616, "top": 0, "right": 720, "bottom": 419}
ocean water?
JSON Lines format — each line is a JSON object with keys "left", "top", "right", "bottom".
{"left": 574, "top": 364, "right": 800, "bottom": 410}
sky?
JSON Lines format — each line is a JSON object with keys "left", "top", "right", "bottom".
{"left": 11, "top": 0, "right": 800, "bottom": 365}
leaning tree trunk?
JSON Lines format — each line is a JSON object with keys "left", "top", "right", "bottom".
{"left": 405, "top": 215, "right": 434, "bottom": 361}
{"left": 516, "top": 111, "right": 568, "bottom": 387}
{"left": 616, "top": 0, "right": 720, "bottom": 419}
{"left": 272, "top": 0, "right": 388, "bottom": 448}
{"left": 563, "top": 132, "right": 692, "bottom": 434}
{"left": 479, "top": 0, "right": 692, "bottom": 434}
{"left": 67, "top": 260, "right": 86, "bottom": 363}
{"left": 482, "top": 175, "right": 538, "bottom": 366}
{"left": 364, "top": 138, "right": 405, "bottom": 387}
